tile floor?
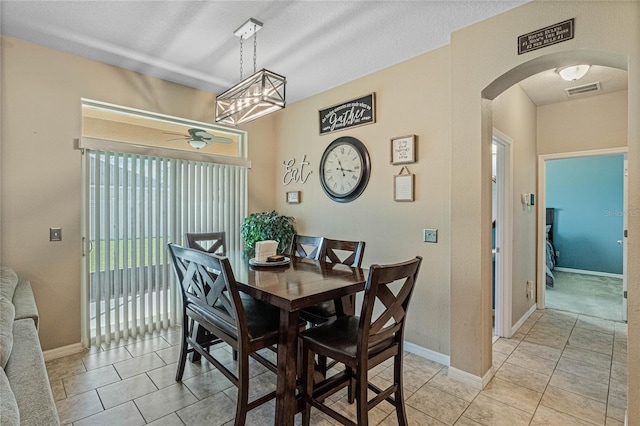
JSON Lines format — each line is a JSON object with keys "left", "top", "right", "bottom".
{"left": 47, "top": 308, "right": 627, "bottom": 425}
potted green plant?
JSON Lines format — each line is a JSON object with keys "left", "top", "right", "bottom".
{"left": 240, "top": 210, "right": 296, "bottom": 257}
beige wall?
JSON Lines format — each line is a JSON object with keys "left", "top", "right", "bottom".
{"left": 538, "top": 90, "right": 628, "bottom": 155}
{"left": 0, "top": 37, "right": 276, "bottom": 350}
{"left": 449, "top": 1, "right": 639, "bottom": 420}
{"left": 493, "top": 84, "right": 538, "bottom": 324}
{"left": 268, "top": 47, "right": 452, "bottom": 354}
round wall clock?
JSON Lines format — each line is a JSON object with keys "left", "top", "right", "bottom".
{"left": 319, "top": 136, "right": 371, "bottom": 203}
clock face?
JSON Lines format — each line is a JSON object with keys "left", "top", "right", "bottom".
{"left": 319, "top": 137, "right": 370, "bottom": 202}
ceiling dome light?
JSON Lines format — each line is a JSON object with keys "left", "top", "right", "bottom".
{"left": 557, "top": 65, "right": 591, "bottom": 82}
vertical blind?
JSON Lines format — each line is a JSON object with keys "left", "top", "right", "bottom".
{"left": 82, "top": 149, "right": 247, "bottom": 348}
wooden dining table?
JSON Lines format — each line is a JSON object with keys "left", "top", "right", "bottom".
{"left": 226, "top": 251, "right": 367, "bottom": 426}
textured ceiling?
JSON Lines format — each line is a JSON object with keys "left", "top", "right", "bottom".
{"left": 1, "top": 1, "right": 626, "bottom": 107}
{"left": 1, "top": 0, "right": 529, "bottom": 105}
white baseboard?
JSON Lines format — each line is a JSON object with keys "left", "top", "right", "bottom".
{"left": 404, "top": 340, "right": 450, "bottom": 366}
{"left": 554, "top": 267, "right": 623, "bottom": 279}
{"left": 511, "top": 304, "right": 538, "bottom": 336}
{"left": 448, "top": 365, "right": 495, "bottom": 390}
{"left": 43, "top": 342, "right": 84, "bottom": 362}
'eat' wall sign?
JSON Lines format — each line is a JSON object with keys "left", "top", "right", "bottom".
{"left": 319, "top": 93, "right": 375, "bottom": 135}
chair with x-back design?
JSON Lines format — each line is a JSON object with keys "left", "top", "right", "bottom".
{"left": 168, "top": 243, "right": 282, "bottom": 426}
{"left": 300, "top": 256, "right": 423, "bottom": 426}
{"left": 184, "top": 232, "right": 226, "bottom": 255}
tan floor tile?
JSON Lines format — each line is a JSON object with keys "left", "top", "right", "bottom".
{"left": 135, "top": 383, "right": 198, "bottom": 423}
{"left": 479, "top": 377, "right": 542, "bottom": 414}
{"left": 561, "top": 345, "right": 611, "bottom": 369}
{"left": 46, "top": 356, "right": 86, "bottom": 382}
{"left": 377, "top": 405, "right": 447, "bottom": 425}
{"left": 506, "top": 349, "right": 557, "bottom": 376}
{"left": 74, "top": 401, "right": 145, "bottom": 426}
{"left": 223, "top": 371, "right": 277, "bottom": 403}
{"left": 453, "top": 416, "right": 484, "bottom": 425}
{"left": 540, "top": 385, "right": 606, "bottom": 425}
{"left": 575, "top": 315, "right": 616, "bottom": 334}
{"left": 494, "top": 361, "right": 550, "bottom": 393}
{"left": 82, "top": 345, "right": 133, "bottom": 371}
{"left": 462, "top": 394, "right": 531, "bottom": 426}
{"left": 98, "top": 373, "right": 158, "bottom": 409}
{"left": 156, "top": 345, "right": 181, "bottom": 364}
{"left": 567, "top": 331, "right": 613, "bottom": 355}
{"left": 176, "top": 392, "right": 237, "bottom": 425}
{"left": 113, "top": 352, "right": 166, "bottom": 379}
{"left": 377, "top": 359, "right": 438, "bottom": 393}
{"left": 327, "top": 396, "right": 389, "bottom": 425}
{"left": 530, "top": 404, "right": 597, "bottom": 426}
{"left": 148, "top": 360, "right": 214, "bottom": 389}
{"left": 492, "top": 350, "right": 509, "bottom": 370}
{"left": 513, "top": 340, "right": 562, "bottom": 362}
{"left": 146, "top": 412, "right": 187, "bottom": 426}
{"left": 50, "top": 379, "right": 66, "bottom": 401}
{"left": 406, "top": 384, "right": 469, "bottom": 425}
{"left": 555, "top": 356, "right": 610, "bottom": 384}
{"left": 62, "top": 365, "right": 120, "bottom": 397}
{"left": 183, "top": 367, "right": 235, "bottom": 400}
{"left": 492, "top": 338, "right": 519, "bottom": 355}
{"left": 125, "top": 336, "right": 173, "bottom": 357}
{"left": 548, "top": 368, "right": 608, "bottom": 403}
{"left": 607, "top": 395, "right": 627, "bottom": 423}
{"left": 427, "top": 370, "right": 481, "bottom": 402}
{"left": 55, "top": 390, "right": 103, "bottom": 424}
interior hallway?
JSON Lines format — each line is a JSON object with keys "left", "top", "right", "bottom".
{"left": 47, "top": 308, "right": 627, "bottom": 425}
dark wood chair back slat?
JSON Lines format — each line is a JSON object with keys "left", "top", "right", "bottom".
{"left": 320, "top": 238, "right": 365, "bottom": 267}
{"left": 185, "top": 232, "right": 226, "bottom": 255}
{"left": 289, "top": 234, "right": 324, "bottom": 260}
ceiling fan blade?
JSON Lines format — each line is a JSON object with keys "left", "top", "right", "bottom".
{"left": 167, "top": 137, "right": 188, "bottom": 142}
{"left": 212, "top": 136, "right": 234, "bottom": 144}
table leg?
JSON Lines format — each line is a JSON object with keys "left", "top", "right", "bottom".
{"left": 275, "top": 309, "right": 300, "bottom": 426}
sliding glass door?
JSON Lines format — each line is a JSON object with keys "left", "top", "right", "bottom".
{"left": 82, "top": 149, "right": 247, "bottom": 347}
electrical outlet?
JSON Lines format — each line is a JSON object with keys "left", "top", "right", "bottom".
{"left": 423, "top": 228, "right": 438, "bottom": 243}
{"left": 50, "top": 227, "right": 62, "bottom": 242}
{"left": 526, "top": 280, "right": 534, "bottom": 300}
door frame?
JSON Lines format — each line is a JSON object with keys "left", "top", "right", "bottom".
{"left": 493, "top": 129, "right": 513, "bottom": 337}
{"left": 536, "top": 147, "right": 628, "bottom": 311}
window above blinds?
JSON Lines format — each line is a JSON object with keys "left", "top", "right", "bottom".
{"left": 80, "top": 99, "right": 249, "bottom": 163}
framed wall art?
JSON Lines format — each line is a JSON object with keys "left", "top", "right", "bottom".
{"left": 394, "top": 166, "right": 414, "bottom": 202}
{"left": 286, "top": 191, "right": 301, "bottom": 204}
{"left": 390, "top": 134, "right": 416, "bottom": 165}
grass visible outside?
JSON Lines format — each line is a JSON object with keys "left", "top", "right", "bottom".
{"left": 89, "top": 237, "right": 171, "bottom": 272}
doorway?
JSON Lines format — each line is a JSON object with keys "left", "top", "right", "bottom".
{"left": 537, "top": 149, "right": 628, "bottom": 322}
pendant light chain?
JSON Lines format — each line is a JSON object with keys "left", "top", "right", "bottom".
{"left": 239, "top": 36, "right": 244, "bottom": 80}
{"left": 253, "top": 24, "right": 258, "bottom": 74}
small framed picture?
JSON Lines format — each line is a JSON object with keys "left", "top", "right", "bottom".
{"left": 394, "top": 168, "right": 414, "bottom": 202}
{"left": 390, "top": 135, "right": 416, "bottom": 165}
{"left": 286, "top": 191, "right": 301, "bottom": 204}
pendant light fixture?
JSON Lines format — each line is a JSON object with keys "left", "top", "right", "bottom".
{"left": 215, "top": 18, "right": 286, "bottom": 126}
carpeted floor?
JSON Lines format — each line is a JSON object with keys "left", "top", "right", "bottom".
{"left": 546, "top": 270, "right": 624, "bottom": 322}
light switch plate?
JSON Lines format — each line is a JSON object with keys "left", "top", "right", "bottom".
{"left": 423, "top": 228, "right": 438, "bottom": 243}
{"left": 50, "top": 227, "right": 62, "bottom": 241}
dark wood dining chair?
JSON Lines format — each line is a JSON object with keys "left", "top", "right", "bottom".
{"left": 288, "top": 234, "right": 324, "bottom": 260}
{"left": 300, "top": 256, "right": 423, "bottom": 426}
{"left": 167, "top": 243, "right": 281, "bottom": 426}
{"left": 184, "top": 231, "right": 226, "bottom": 255}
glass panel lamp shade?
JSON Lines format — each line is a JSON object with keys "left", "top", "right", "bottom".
{"left": 215, "top": 69, "right": 286, "bottom": 126}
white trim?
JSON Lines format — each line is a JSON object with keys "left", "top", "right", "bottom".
{"left": 537, "top": 147, "right": 629, "bottom": 310}
{"left": 404, "top": 340, "right": 450, "bottom": 366}
{"left": 554, "top": 267, "right": 623, "bottom": 279}
{"left": 492, "top": 129, "right": 513, "bottom": 338}
{"left": 512, "top": 304, "right": 537, "bottom": 336}
{"left": 448, "top": 365, "right": 495, "bottom": 390}
{"left": 43, "top": 343, "right": 84, "bottom": 362}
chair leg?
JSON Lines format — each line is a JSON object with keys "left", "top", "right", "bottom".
{"left": 234, "top": 351, "right": 249, "bottom": 426}
{"left": 301, "top": 343, "right": 315, "bottom": 426}
{"left": 356, "top": 366, "right": 368, "bottom": 426}
{"left": 175, "top": 315, "right": 189, "bottom": 381}
{"left": 394, "top": 353, "right": 408, "bottom": 426}
{"left": 190, "top": 322, "right": 205, "bottom": 362}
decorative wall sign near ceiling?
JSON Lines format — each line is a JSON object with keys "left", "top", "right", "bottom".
{"left": 319, "top": 93, "right": 375, "bottom": 135}
{"left": 215, "top": 18, "right": 286, "bottom": 126}
{"left": 518, "top": 18, "right": 574, "bottom": 55}
{"left": 390, "top": 134, "right": 417, "bottom": 165}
